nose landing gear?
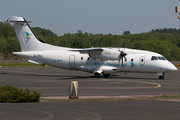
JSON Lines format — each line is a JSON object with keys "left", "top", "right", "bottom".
{"left": 159, "top": 75, "right": 165, "bottom": 79}
{"left": 157, "top": 72, "right": 165, "bottom": 79}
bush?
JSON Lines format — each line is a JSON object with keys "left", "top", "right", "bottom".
{"left": 0, "top": 85, "right": 41, "bottom": 103}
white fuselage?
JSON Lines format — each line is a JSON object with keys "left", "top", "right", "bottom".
{"left": 7, "top": 16, "right": 177, "bottom": 79}
{"left": 13, "top": 48, "right": 177, "bottom": 75}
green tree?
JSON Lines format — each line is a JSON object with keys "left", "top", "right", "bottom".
{"left": 0, "top": 37, "right": 10, "bottom": 59}
{"left": 123, "top": 31, "right": 131, "bottom": 35}
{"left": 0, "top": 22, "right": 15, "bottom": 38}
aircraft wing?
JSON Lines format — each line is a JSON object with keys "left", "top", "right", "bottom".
{"left": 69, "top": 48, "right": 105, "bottom": 59}
{"left": 69, "top": 48, "right": 122, "bottom": 60}
{"left": 69, "top": 48, "right": 103, "bottom": 54}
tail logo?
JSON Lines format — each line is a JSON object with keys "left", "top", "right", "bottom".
{"left": 24, "top": 32, "right": 32, "bottom": 38}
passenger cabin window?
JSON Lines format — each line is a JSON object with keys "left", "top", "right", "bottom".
{"left": 87, "top": 57, "right": 90, "bottom": 60}
{"left": 151, "top": 56, "right": 158, "bottom": 60}
{"left": 131, "top": 58, "right": 133, "bottom": 62}
{"left": 81, "top": 57, "right": 83, "bottom": 60}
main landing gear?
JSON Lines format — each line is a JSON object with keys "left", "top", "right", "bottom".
{"left": 94, "top": 73, "right": 110, "bottom": 78}
{"left": 103, "top": 74, "right": 110, "bottom": 78}
{"left": 94, "top": 73, "right": 100, "bottom": 78}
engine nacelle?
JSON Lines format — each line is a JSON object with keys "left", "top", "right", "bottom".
{"left": 89, "top": 48, "right": 120, "bottom": 60}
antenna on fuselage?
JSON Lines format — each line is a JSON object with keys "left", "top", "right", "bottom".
{"left": 124, "top": 43, "right": 127, "bottom": 50}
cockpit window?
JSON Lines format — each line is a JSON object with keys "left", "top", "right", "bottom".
{"left": 151, "top": 56, "right": 166, "bottom": 61}
{"left": 151, "top": 56, "right": 158, "bottom": 60}
{"left": 158, "top": 56, "right": 166, "bottom": 60}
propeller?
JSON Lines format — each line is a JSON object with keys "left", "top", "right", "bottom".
{"left": 118, "top": 50, "right": 127, "bottom": 68}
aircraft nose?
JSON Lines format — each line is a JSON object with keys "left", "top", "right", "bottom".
{"left": 171, "top": 64, "right": 177, "bottom": 71}
{"left": 167, "top": 62, "right": 177, "bottom": 71}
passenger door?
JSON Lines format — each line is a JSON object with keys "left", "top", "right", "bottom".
{"left": 69, "top": 55, "right": 75, "bottom": 68}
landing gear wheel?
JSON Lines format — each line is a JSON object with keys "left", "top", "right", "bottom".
{"left": 94, "top": 73, "right": 100, "bottom": 78}
{"left": 159, "top": 75, "right": 165, "bottom": 79}
{"left": 103, "top": 74, "right": 110, "bottom": 78}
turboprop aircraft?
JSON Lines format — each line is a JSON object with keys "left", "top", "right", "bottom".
{"left": 6, "top": 16, "right": 177, "bottom": 79}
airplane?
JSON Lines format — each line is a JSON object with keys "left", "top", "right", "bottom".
{"left": 5, "top": 16, "right": 177, "bottom": 79}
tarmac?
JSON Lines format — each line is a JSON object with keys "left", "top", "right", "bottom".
{"left": 0, "top": 67, "right": 180, "bottom": 120}
{"left": 1, "top": 100, "right": 180, "bottom": 120}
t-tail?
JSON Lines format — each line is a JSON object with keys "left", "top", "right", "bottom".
{"left": 6, "top": 16, "right": 46, "bottom": 51}
{"left": 7, "top": 16, "right": 66, "bottom": 52}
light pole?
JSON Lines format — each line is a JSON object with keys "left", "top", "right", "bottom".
{"left": 175, "top": 6, "right": 180, "bottom": 28}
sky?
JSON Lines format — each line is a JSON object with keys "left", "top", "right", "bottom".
{"left": 0, "top": 0, "right": 180, "bottom": 36}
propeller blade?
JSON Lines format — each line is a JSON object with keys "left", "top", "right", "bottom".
{"left": 120, "top": 51, "right": 127, "bottom": 57}
{"left": 122, "top": 57, "right": 123, "bottom": 68}
{"left": 118, "top": 49, "right": 127, "bottom": 67}
{"left": 118, "top": 49, "right": 121, "bottom": 62}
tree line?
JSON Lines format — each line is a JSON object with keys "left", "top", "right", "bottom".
{"left": 0, "top": 21, "right": 180, "bottom": 61}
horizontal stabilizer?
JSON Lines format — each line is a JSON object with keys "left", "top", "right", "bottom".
{"left": 28, "top": 60, "right": 43, "bottom": 64}
{"left": 5, "top": 16, "right": 31, "bottom": 23}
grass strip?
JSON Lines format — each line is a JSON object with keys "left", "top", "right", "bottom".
{"left": 0, "top": 62, "right": 50, "bottom": 67}
{"left": 0, "top": 85, "right": 41, "bottom": 103}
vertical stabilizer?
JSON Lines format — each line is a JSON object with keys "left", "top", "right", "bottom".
{"left": 6, "top": 16, "right": 43, "bottom": 51}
